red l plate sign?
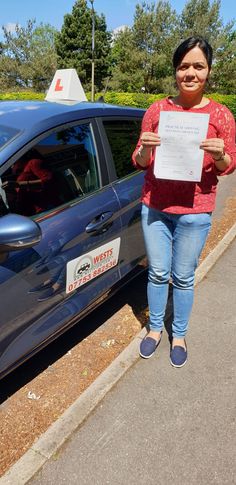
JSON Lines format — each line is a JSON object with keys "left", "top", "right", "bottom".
{"left": 55, "top": 78, "right": 63, "bottom": 91}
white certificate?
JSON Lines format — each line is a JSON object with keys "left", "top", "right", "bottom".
{"left": 154, "top": 111, "right": 210, "bottom": 182}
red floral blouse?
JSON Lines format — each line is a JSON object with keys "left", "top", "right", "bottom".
{"left": 132, "top": 97, "right": 236, "bottom": 214}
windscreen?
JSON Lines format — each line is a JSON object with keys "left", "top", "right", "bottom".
{"left": 0, "top": 125, "right": 20, "bottom": 150}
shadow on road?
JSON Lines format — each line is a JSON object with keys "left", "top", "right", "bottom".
{"left": 0, "top": 270, "right": 149, "bottom": 403}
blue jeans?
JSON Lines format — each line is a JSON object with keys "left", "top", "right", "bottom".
{"left": 141, "top": 204, "right": 212, "bottom": 338}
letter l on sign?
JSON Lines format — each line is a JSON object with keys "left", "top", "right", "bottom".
{"left": 55, "top": 78, "right": 63, "bottom": 91}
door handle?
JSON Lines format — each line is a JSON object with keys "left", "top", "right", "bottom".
{"left": 85, "top": 212, "right": 113, "bottom": 234}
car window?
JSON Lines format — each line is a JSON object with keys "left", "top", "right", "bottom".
{"left": 0, "top": 124, "right": 20, "bottom": 150}
{"left": 1, "top": 123, "right": 100, "bottom": 217}
{"left": 0, "top": 178, "right": 9, "bottom": 216}
{"left": 103, "top": 119, "right": 142, "bottom": 179}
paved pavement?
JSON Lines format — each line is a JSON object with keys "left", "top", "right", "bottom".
{"left": 213, "top": 170, "right": 236, "bottom": 219}
{"left": 27, "top": 237, "right": 236, "bottom": 485}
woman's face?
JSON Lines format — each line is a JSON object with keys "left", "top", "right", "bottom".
{"left": 175, "top": 46, "right": 210, "bottom": 97}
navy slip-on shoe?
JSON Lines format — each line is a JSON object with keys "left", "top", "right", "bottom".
{"left": 170, "top": 344, "right": 187, "bottom": 368}
{"left": 139, "top": 335, "right": 162, "bottom": 359}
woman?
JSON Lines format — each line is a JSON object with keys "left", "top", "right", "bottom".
{"left": 132, "top": 36, "right": 236, "bottom": 367}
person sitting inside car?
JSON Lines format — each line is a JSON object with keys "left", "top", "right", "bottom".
{"left": 2, "top": 149, "right": 61, "bottom": 216}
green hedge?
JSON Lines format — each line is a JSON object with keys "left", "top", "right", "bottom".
{"left": 0, "top": 90, "right": 235, "bottom": 117}
{"left": 207, "top": 93, "right": 236, "bottom": 118}
{"left": 0, "top": 91, "right": 45, "bottom": 101}
{"left": 97, "top": 92, "right": 236, "bottom": 118}
{"left": 94, "top": 92, "right": 167, "bottom": 108}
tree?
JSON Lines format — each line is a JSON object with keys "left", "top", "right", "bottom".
{"left": 109, "top": 27, "right": 144, "bottom": 92}
{"left": 179, "top": 0, "right": 223, "bottom": 41}
{"left": 30, "top": 24, "right": 59, "bottom": 91}
{"left": 55, "top": 0, "right": 111, "bottom": 92}
{"left": 0, "top": 20, "right": 58, "bottom": 91}
{"left": 109, "top": 0, "right": 236, "bottom": 94}
{"left": 179, "top": 0, "right": 236, "bottom": 93}
{"left": 211, "top": 30, "right": 236, "bottom": 93}
{"left": 109, "top": 1, "right": 180, "bottom": 93}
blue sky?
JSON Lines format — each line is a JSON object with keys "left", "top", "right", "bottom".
{"left": 0, "top": 0, "right": 234, "bottom": 38}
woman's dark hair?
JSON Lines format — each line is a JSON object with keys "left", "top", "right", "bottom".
{"left": 173, "top": 36, "right": 213, "bottom": 70}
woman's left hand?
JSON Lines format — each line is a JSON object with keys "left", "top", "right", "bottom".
{"left": 200, "top": 138, "right": 225, "bottom": 160}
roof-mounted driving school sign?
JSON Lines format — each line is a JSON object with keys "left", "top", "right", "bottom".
{"left": 45, "top": 69, "right": 87, "bottom": 103}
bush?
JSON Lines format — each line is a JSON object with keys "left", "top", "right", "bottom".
{"left": 97, "top": 92, "right": 236, "bottom": 117}
{"left": 0, "top": 90, "right": 235, "bottom": 117}
{"left": 94, "top": 91, "right": 166, "bottom": 109}
{"left": 0, "top": 91, "right": 45, "bottom": 101}
{"left": 208, "top": 93, "right": 236, "bottom": 118}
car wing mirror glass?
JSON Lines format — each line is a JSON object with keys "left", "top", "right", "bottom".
{"left": 0, "top": 214, "right": 41, "bottom": 253}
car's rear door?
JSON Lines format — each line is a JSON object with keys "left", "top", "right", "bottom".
{"left": 98, "top": 115, "right": 146, "bottom": 279}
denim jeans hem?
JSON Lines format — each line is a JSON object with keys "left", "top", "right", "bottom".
{"left": 172, "top": 333, "right": 187, "bottom": 338}
{"left": 149, "top": 325, "right": 164, "bottom": 332}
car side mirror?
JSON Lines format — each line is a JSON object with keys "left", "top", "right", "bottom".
{"left": 0, "top": 214, "right": 41, "bottom": 253}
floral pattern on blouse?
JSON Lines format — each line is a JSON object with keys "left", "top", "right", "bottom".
{"left": 132, "top": 97, "right": 236, "bottom": 214}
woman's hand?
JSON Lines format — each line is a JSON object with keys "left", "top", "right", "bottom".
{"left": 140, "top": 132, "right": 161, "bottom": 149}
{"left": 200, "top": 138, "right": 225, "bottom": 160}
{"left": 200, "top": 137, "right": 231, "bottom": 171}
{"left": 136, "top": 132, "right": 161, "bottom": 167}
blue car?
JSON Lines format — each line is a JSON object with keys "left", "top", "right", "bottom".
{"left": 0, "top": 100, "right": 146, "bottom": 378}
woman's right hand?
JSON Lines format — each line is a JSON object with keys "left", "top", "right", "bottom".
{"left": 136, "top": 132, "right": 161, "bottom": 167}
{"left": 140, "top": 132, "right": 161, "bottom": 149}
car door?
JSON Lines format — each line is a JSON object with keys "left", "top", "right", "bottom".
{"left": 99, "top": 116, "right": 146, "bottom": 279}
{"left": 0, "top": 119, "right": 122, "bottom": 377}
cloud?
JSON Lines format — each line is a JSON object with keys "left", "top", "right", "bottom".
{"left": 112, "top": 25, "right": 128, "bottom": 35}
{"left": 111, "top": 25, "right": 129, "bottom": 43}
{"left": 4, "top": 22, "right": 19, "bottom": 33}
